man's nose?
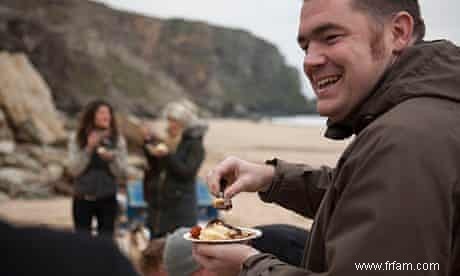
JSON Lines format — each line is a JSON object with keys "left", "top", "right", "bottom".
{"left": 303, "top": 43, "right": 327, "bottom": 71}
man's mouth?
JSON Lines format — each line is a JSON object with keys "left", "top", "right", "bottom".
{"left": 315, "top": 75, "right": 342, "bottom": 91}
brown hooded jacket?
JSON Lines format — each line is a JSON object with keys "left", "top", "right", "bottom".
{"left": 242, "top": 40, "right": 460, "bottom": 275}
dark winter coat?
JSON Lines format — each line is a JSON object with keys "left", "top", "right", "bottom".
{"left": 143, "top": 125, "right": 206, "bottom": 237}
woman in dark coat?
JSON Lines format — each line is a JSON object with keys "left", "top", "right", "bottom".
{"left": 142, "top": 102, "right": 207, "bottom": 238}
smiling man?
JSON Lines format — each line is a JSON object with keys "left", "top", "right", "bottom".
{"left": 194, "top": 0, "right": 460, "bottom": 275}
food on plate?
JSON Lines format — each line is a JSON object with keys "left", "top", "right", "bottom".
{"left": 191, "top": 219, "right": 253, "bottom": 241}
{"left": 145, "top": 142, "right": 168, "bottom": 155}
{"left": 97, "top": 146, "right": 107, "bottom": 154}
{"left": 154, "top": 143, "right": 168, "bottom": 152}
{"left": 190, "top": 225, "right": 202, "bottom": 239}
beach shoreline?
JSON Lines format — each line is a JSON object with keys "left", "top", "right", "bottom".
{"left": 0, "top": 119, "right": 348, "bottom": 230}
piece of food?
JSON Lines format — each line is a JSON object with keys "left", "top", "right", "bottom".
{"left": 194, "top": 219, "right": 252, "bottom": 241}
{"left": 213, "top": 198, "right": 225, "bottom": 208}
{"left": 213, "top": 178, "right": 232, "bottom": 210}
{"left": 97, "top": 147, "right": 107, "bottom": 154}
{"left": 154, "top": 143, "right": 168, "bottom": 152}
{"left": 190, "top": 226, "right": 202, "bottom": 239}
{"left": 212, "top": 198, "right": 232, "bottom": 210}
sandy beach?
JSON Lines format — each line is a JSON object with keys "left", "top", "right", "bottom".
{"left": 0, "top": 119, "right": 348, "bottom": 230}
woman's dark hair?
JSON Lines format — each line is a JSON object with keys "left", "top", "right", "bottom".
{"left": 76, "top": 100, "right": 119, "bottom": 149}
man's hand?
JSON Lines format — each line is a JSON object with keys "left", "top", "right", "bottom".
{"left": 193, "top": 243, "right": 260, "bottom": 275}
{"left": 206, "top": 157, "right": 275, "bottom": 198}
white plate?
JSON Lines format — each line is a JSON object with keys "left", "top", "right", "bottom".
{"left": 183, "top": 227, "right": 262, "bottom": 243}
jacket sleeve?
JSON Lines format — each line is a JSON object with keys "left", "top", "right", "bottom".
{"left": 67, "top": 133, "right": 91, "bottom": 178}
{"left": 142, "top": 142, "right": 157, "bottom": 203}
{"left": 241, "top": 254, "right": 313, "bottom": 276}
{"left": 108, "top": 136, "right": 128, "bottom": 183}
{"left": 142, "top": 141, "right": 159, "bottom": 168}
{"left": 259, "top": 159, "right": 333, "bottom": 218}
{"left": 242, "top": 125, "right": 450, "bottom": 276}
{"left": 163, "top": 139, "right": 205, "bottom": 180}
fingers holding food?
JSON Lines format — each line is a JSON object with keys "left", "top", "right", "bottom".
{"left": 206, "top": 157, "right": 240, "bottom": 195}
{"left": 212, "top": 197, "right": 232, "bottom": 210}
{"left": 97, "top": 147, "right": 114, "bottom": 161}
{"left": 146, "top": 142, "right": 169, "bottom": 157}
{"left": 97, "top": 146, "right": 107, "bottom": 155}
{"left": 154, "top": 143, "right": 168, "bottom": 153}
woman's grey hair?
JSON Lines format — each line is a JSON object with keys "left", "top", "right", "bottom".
{"left": 162, "top": 101, "right": 200, "bottom": 129}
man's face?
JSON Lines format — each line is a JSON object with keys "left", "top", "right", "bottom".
{"left": 298, "top": 0, "right": 396, "bottom": 122}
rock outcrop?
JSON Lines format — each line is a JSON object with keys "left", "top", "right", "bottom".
{"left": 0, "top": 52, "right": 67, "bottom": 145}
{"left": 0, "top": 54, "right": 147, "bottom": 199}
{"left": 0, "top": 109, "right": 15, "bottom": 155}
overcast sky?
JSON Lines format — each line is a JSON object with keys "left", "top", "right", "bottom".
{"left": 94, "top": 0, "right": 460, "bottom": 97}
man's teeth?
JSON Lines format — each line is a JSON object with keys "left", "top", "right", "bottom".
{"left": 317, "top": 76, "right": 341, "bottom": 89}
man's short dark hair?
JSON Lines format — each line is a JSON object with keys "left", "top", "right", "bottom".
{"left": 351, "top": 0, "right": 425, "bottom": 41}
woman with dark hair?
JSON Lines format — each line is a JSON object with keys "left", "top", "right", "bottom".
{"left": 67, "top": 100, "right": 128, "bottom": 237}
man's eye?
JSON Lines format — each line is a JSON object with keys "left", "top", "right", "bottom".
{"left": 325, "top": 34, "right": 342, "bottom": 44}
{"left": 300, "top": 42, "right": 309, "bottom": 54}
{"left": 304, "top": 43, "right": 310, "bottom": 53}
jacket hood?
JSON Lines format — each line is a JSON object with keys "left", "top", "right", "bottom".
{"left": 183, "top": 120, "right": 208, "bottom": 139}
{"left": 326, "top": 40, "right": 460, "bottom": 140}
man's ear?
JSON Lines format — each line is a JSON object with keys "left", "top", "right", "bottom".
{"left": 390, "top": 11, "right": 415, "bottom": 53}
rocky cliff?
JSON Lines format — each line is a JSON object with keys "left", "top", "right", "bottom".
{"left": 0, "top": 53, "right": 146, "bottom": 200}
{"left": 0, "top": 0, "right": 311, "bottom": 117}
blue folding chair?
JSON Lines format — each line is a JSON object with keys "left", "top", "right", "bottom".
{"left": 126, "top": 179, "right": 148, "bottom": 225}
{"left": 122, "top": 178, "right": 215, "bottom": 228}
{"left": 196, "top": 177, "right": 218, "bottom": 222}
